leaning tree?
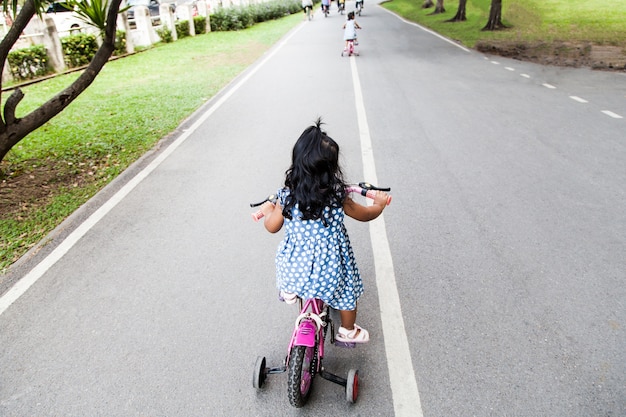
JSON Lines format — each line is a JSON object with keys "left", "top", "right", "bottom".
{"left": 0, "top": 0, "right": 123, "bottom": 165}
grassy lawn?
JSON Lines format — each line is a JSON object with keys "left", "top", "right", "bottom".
{"left": 382, "top": 0, "right": 626, "bottom": 47}
{"left": 0, "top": 13, "right": 303, "bottom": 273}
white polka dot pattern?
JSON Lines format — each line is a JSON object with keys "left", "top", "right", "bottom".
{"left": 275, "top": 188, "right": 363, "bottom": 310}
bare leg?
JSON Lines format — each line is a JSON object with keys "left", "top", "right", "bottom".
{"left": 340, "top": 309, "right": 357, "bottom": 330}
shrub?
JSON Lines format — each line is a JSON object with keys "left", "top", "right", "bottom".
{"left": 175, "top": 20, "right": 190, "bottom": 38}
{"left": 209, "top": 0, "right": 301, "bottom": 31}
{"left": 156, "top": 26, "right": 174, "bottom": 43}
{"left": 114, "top": 30, "right": 127, "bottom": 55}
{"left": 193, "top": 16, "right": 207, "bottom": 33}
{"left": 61, "top": 33, "right": 98, "bottom": 68}
{"left": 7, "top": 45, "right": 51, "bottom": 80}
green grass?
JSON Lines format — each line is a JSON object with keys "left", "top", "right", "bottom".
{"left": 0, "top": 13, "right": 303, "bottom": 272}
{"left": 383, "top": 0, "right": 626, "bottom": 47}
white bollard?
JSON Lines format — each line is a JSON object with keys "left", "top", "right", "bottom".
{"left": 160, "top": 3, "right": 178, "bottom": 40}
{"left": 130, "top": 5, "right": 156, "bottom": 47}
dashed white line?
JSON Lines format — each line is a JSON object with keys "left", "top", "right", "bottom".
{"left": 602, "top": 110, "right": 623, "bottom": 119}
{"left": 542, "top": 83, "right": 556, "bottom": 89}
{"left": 570, "top": 96, "right": 588, "bottom": 103}
{"left": 505, "top": 67, "right": 515, "bottom": 71}
{"left": 521, "top": 74, "right": 531, "bottom": 78}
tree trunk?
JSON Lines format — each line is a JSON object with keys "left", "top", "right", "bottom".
{"left": 483, "top": 0, "right": 506, "bottom": 31}
{"left": 446, "top": 0, "right": 467, "bottom": 22}
{"left": 0, "top": 0, "right": 123, "bottom": 164}
{"left": 435, "top": 0, "right": 445, "bottom": 13}
{"left": 428, "top": 0, "right": 445, "bottom": 14}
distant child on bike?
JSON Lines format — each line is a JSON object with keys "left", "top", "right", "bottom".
{"left": 343, "top": 11, "right": 361, "bottom": 52}
{"left": 260, "top": 118, "right": 389, "bottom": 344}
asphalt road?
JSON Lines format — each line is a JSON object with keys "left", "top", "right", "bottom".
{"left": 1, "top": 3, "right": 625, "bottom": 416}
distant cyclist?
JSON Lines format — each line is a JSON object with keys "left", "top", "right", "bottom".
{"left": 321, "top": 0, "right": 330, "bottom": 15}
{"left": 302, "top": 0, "right": 313, "bottom": 20}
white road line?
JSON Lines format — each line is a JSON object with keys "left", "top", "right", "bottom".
{"left": 505, "top": 67, "right": 515, "bottom": 71}
{"left": 521, "top": 74, "right": 531, "bottom": 78}
{"left": 602, "top": 110, "right": 623, "bottom": 119}
{"left": 350, "top": 56, "right": 423, "bottom": 417}
{"left": 0, "top": 24, "right": 306, "bottom": 317}
{"left": 491, "top": 61, "right": 500, "bottom": 65}
{"left": 570, "top": 96, "right": 588, "bottom": 103}
{"left": 543, "top": 83, "right": 556, "bottom": 89}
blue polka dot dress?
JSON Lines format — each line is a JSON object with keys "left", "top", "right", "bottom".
{"left": 275, "top": 188, "right": 363, "bottom": 311}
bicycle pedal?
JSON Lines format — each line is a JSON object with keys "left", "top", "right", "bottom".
{"left": 334, "top": 340, "right": 357, "bottom": 348}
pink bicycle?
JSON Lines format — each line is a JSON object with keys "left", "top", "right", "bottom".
{"left": 250, "top": 183, "right": 391, "bottom": 407}
{"left": 341, "top": 38, "right": 359, "bottom": 57}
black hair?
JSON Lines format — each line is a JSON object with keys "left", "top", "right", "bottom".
{"left": 283, "top": 118, "right": 347, "bottom": 223}
{"left": 347, "top": 11, "right": 354, "bottom": 19}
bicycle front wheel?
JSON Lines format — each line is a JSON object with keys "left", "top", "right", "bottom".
{"left": 287, "top": 345, "right": 317, "bottom": 407}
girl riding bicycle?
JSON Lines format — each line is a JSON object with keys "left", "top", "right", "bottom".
{"left": 343, "top": 11, "right": 361, "bottom": 52}
{"left": 260, "top": 118, "right": 389, "bottom": 344}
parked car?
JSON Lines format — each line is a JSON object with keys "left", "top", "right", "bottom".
{"left": 127, "top": 0, "right": 175, "bottom": 21}
{"left": 45, "top": 2, "right": 88, "bottom": 36}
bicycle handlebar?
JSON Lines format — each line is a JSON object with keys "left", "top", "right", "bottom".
{"left": 251, "top": 183, "right": 391, "bottom": 222}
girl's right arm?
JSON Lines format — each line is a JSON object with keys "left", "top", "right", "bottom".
{"left": 261, "top": 201, "right": 284, "bottom": 233}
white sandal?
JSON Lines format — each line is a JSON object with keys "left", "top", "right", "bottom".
{"left": 279, "top": 290, "right": 298, "bottom": 305}
{"left": 336, "top": 324, "right": 369, "bottom": 343}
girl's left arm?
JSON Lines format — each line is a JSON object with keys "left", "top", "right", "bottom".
{"left": 261, "top": 201, "right": 284, "bottom": 233}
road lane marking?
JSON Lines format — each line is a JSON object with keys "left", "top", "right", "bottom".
{"left": 505, "top": 67, "right": 515, "bottom": 71}
{"left": 570, "top": 96, "right": 588, "bottom": 103}
{"left": 350, "top": 56, "right": 423, "bottom": 417}
{"left": 542, "top": 83, "right": 556, "bottom": 89}
{"left": 0, "top": 24, "right": 306, "bottom": 317}
{"left": 602, "top": 110, "right": 623, "bottom": 119}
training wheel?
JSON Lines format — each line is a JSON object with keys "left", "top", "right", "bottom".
{"left": 253, "top": 356, "right": 267, "bottom": 389}
{"left": 346, "top": 369, "right": 359, "bottom": 403}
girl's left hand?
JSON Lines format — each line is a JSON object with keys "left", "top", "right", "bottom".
{"left": 260, "top": 201, "right": 276, "bottom": 217}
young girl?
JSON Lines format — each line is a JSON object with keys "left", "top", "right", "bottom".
{"left": 343, "top": 11, "right": 361, "bottom": 51}
{"left": 260, "top": 119, "right": 389, "bottom": 344}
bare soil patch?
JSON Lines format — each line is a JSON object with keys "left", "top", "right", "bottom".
{"left": 476, "top": 40, "right": 626, "bottom": 71}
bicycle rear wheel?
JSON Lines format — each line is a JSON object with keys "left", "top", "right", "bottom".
{"left": 287, "top": 345, "right": 317, "bottom": 407}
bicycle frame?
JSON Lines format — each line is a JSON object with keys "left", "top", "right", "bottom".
{"left": 287, "top": 298, "right": 328, "bottom": 370}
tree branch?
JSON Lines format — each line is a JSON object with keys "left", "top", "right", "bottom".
{"left": 3, "top": 88, "right": 24, "bottom": 126}
{"left": 13, "top": 0, "right": 123, "bottom": 138}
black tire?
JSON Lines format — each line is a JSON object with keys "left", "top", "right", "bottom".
{"left": 287, "top": 345, "right": 316, "bottom": 407}
{"left": 346, "top": 369, "right": 359, "bottom": 403}
{"left": 252, "top": 356, "right": 267, "bottom": 389}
